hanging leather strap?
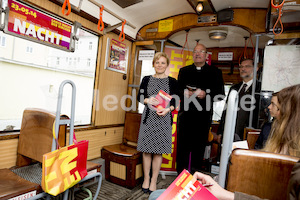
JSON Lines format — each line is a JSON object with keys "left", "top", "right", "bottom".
{"left": 62, "top": 0, "right": 71, "bottom": 16}
{"left": 271, "top": 0, "right": 285, "bottom": 35}
{"left": 119, "top": 19, "right": 126, "bottom": 42}
{"left": 97, "top": 5, "right": 104, "bottom": 31}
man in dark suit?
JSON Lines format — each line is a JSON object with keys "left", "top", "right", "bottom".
{"left": 176, "top": 44, "right": 225, "bottom": 174}
{"left": 218, "top": 58, "right": 261, "bottom": 141}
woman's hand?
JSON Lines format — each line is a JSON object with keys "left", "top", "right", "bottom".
{"left": 193, "top": 172, "right": 234, "bottom": 200}
{"left": 156, "top": 107, "right": 170, "bottom": 116}
{"left": 145, "top": 97, "right": 159, "bottom": 106}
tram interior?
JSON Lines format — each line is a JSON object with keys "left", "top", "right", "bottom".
{"left": 0, "top": 0, "right": 300, "bottom": 199}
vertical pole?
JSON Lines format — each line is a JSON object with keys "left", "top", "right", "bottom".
{"left": 249, "top": 35, "right": 260, "bottom": 128}
{"left": 218, "top": 90, "right": 238, "bottom": 188}
{"left": 160, "top": 40, "right": 165, "bottom": 52}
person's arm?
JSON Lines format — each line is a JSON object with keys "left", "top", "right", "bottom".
{"left": 193, "top": 172, "right": 234, "bottom": 200}
{"left": 137, "top": 76, "right": 148, "bottom": 104}
{"left": 137, "top": 76, "right": 159, "bottom": 106}
{"left": 177, "top": 68, "right": 187, "bottom": 100}
{"left": 193, "top": 172, "right": 268, "bottom": 200}
{"left": 169, "top": 77, "right": 180, "bottom": 109}
{"left": 157, "top": 77, "right": 177, "bottom": 116}
{"left": 234, "top": 192, "right": 268, "bottom": 200}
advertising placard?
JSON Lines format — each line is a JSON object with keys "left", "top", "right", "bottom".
{"left": 4, "top": 0, "right": 73, "bottom": 51}
{"left": 105, "top": 38, "right": 128, "bottom": 74}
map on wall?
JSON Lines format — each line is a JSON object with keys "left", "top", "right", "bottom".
{"left": 262, "top": 45, "right": 300, "bottom": 92}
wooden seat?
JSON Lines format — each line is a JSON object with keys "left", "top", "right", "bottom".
{"left": 243, "top": 127, "right": 261, "bottom": 140}
{"left": 0, "top": 169, "right": 39, "bottom": 200}
{"left": 246, "top": 132, "right": 260, "bottom": 149}
{"left": 101, "top": 112, "right": 142, "bottom": 188}
{"left": 0, "top": 108, "right": 101, "bottom": 199}
{"left": 226, "top": 149, "right": 299, "bottom": 200}
{"left": 0, "top": 108, "right": 59, "bottom": 199}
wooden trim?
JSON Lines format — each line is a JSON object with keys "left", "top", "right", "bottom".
{"left": 137, "top": 9, "right": 267, "bottom": 41}
{"left": 0, "top": 132, "right": 20, "bottom": 140}
{"left": 135, "top": 41, "right": 154, "bottom": 46}
{"left": 126, "top": 42, "right": 137, "bottom": 108}
{"left": 22, "top": 0, "right": 135, "bottom": 41}
{"left": 274, "top": 32, "right": 300, "bottom": 39}
{"left": 92, "top": 37, "right": 103, "bottom": 125}
{"left": 22, "top": 0, "right": 103, "bottom": 34}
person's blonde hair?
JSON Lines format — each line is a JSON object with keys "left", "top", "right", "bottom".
{"left": 264, "top": 84, "right": 300, "bottom": 157}
{"left": 152, "top": 52, "right": 170, "bottom": 66}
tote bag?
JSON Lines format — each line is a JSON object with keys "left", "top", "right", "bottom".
{"left": 42, "top": 124, "right": 88, "bottom": 196}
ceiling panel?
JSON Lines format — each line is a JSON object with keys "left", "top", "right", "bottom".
{"left": 210, "top": 0, "right": 270, "bottom": 12}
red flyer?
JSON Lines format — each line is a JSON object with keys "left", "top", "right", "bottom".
{"left": 157, "top": 169, "right": 218, "bottom": 200}
{"left": 151, "top": 90, "right": 172, "bottom": 111}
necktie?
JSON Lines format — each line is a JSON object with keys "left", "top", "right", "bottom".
{"left": 239, "top": 84, "right": 247, "bottom": 97}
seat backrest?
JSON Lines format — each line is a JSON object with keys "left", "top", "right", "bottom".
{"left": 123, "top": 112, "right": 142, "bottom": 146}
{"left": 226, "top": 149, "right": 299, "bottom": 200}
{"left": 247, "top": 132, "right": 260, "bottom": 149}
{"left": 243, "top": 127, "right": 261, "bottom": 140}
{"left": 17, "top": 108, "right": 66, "bottom": 166}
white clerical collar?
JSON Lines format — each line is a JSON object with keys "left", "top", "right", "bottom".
{"left": 196, "top": 67, "right": 202, "bottom": 70}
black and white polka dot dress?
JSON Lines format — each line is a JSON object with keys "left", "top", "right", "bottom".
{"left": 137, "top": 76, "right": 172, "bottom": 154}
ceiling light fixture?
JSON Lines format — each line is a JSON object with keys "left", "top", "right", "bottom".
{"left": 209, "top": 30, "right": 228, "bottom": 40}
{"left": 196, "top": 2, "right": 203, "bottom": 14}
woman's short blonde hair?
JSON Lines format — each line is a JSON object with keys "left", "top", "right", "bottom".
{"left": 152, "top": 52, "right": 170, "bottom": 66}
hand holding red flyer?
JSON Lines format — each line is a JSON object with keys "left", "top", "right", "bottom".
{"left": 151, "top": 90, "right": 172, "bottom": 111}
{"left": 157, "top": 169, "right": 218, "bottom": 200}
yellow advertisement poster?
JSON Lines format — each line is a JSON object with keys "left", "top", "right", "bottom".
{"left": 158, "top": 19, "right": 173, "bottom": 32}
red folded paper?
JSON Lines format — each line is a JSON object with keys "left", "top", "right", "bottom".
{"left": 151, "top": 90, "right": 172, "bottom": 111}
{"left": 157, "top": 169, "right": 218, "bottom": 200}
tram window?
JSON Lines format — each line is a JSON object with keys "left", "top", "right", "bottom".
{"left": 0, "top": 29, "right": 99, "bottom": 131}
{"left": 0, "top": 35, "right": 6, "bottom": 47}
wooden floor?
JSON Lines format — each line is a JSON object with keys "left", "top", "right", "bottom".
{"left": 74, "top": 174, "right": 177, "bottom": 200}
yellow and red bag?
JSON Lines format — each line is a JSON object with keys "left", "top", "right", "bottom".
{"left": 42, "top": 126, "right": 88, "bottom": 196}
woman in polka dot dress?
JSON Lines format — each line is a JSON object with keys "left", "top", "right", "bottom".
{"left": 137, "top": 52, "right": 179, "bottom": 194}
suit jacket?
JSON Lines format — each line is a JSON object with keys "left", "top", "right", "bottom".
{"left": 218, "top": 80, "right": 261, "bottom": 140}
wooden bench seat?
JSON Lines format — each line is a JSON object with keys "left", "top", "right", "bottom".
{"left": 101, "top": 112, "right": 142, "bottom": 188}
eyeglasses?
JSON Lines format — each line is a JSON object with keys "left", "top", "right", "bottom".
{"left": 239, "top": 64, "right": 253, "bottom": 69}
{"left": 193, "top": 50, "right": 207, "bottom": 54}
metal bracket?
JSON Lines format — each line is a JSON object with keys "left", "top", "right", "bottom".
{"left": 0, "top": 0, "right": 8, "bottom": 31}
{"left": 88, "top": 0, "right": 136, "bottom": 29}
{"left": 56, "top": 0, "right": 84, "bottom": 12}
{"left": 103, "top": 22, "right": 123, "bottom": 34}
{"left": 70, "top": 21, "right": 82, "bottom": 52}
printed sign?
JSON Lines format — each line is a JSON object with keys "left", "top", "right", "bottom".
{"left": 158, "top": 19, "right": 173, "bottom": 32}
{"left": 138, "top": 50, "right": 155, "bottom": 60}
{"left": 5, "top": 0, "right": 73, "bottom": 51}
{"left": 106, "top": 39, "right": 128, "bottom": 74}
{"left": 218, "top": 52, "right": 233, "bottom": 61}
{"left": 8, "top": 190, "right": 36, "bottom": 200}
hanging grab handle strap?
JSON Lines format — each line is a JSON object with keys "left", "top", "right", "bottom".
{"left": 97, "top": 5, "right": 104, "bottom": 31}
{"left": 271, "top": 0, "right": 285, "bottom": 35}
{"left": 62, "top": 0, "right": 71, "bottom": 16}
{"left": 119, "top": 19, "right": 126, "bottom": 42}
